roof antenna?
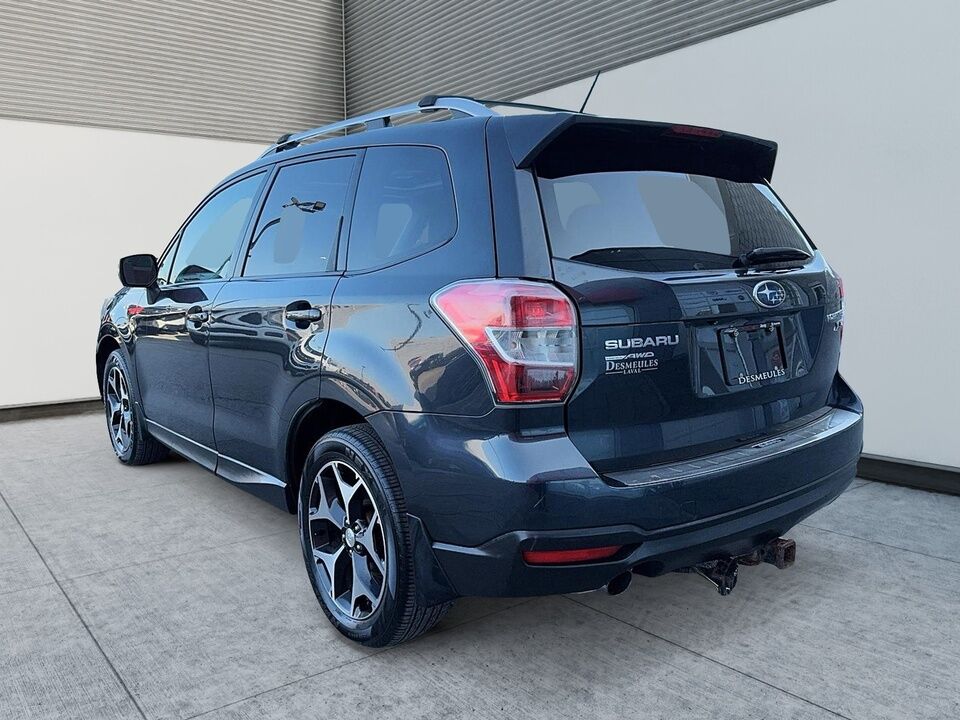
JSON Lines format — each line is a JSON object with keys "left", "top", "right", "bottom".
{"left": 578, "top": 71, "right": 600, "bottom": 113}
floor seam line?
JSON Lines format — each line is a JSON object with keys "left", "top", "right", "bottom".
{"left": 0, "top": 579, "right": 58, "bottom": 598}
{"left": 0, "top": 462, "right": 258, "bottom": 511}
{"left": 0, "top": 450, "right": 107, "bottom": 468}
{"left": 797, "top": 522, "right": 960, "bottom": 566}
{"left": 184, "top": 597, "right": 537, "bottom": 719}
{"left": 183, "top": 653, "right": 383, "bottom": 720}
{"left": 60, "top": 527, "right": 295, "bottom": 583}
{"left": 0, "top": 477, "right": 189, "bottom": 510}
{"left": 0, "top": 488, "right": 150, "bottom": 720}
{"left": 564, "top": 595, "right": 853, "bottom": 720}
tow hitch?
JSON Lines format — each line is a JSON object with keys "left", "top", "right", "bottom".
{"left": 691, "top": 557, "right": 741, "bottom": 596}
{"left": 680, "top": 538, "right": 796, "bottom": 596}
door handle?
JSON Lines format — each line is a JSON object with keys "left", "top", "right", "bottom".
{"left": 285, "top": 307, "right": 322, "bottom": 323}
{"left": 186, "top": 310, "right": 209, "bottom": 325}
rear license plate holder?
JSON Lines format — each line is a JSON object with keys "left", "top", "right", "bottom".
{"left": 718, "top": 321, "right": 788, "bottom": 386}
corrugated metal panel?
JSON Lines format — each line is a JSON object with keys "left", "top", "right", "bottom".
{"left": 0, "top": 0, "right": 344, "bottom": 142}
{"left": 344, "top": 0, "right": 833, "bottom": 115}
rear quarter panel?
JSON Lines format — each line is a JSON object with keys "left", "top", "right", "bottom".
{"left": 323, "top": 131, "right": 499, "bottom": 416}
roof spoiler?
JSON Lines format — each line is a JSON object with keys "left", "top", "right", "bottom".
{"left": 499, "top": 113, "right": 778, "bottom": 182}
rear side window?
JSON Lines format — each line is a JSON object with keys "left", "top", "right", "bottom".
{"left": 347, "top": 146, "right": 456, "bottom": 271}
{"left": 539, "top": 171, "right": 812, "bottom": 272}
{"left": 244, "top": 156, "right": 355, "bottom": 277}
{"left": 168, "top": 173, "right": 265, "bottom": 284}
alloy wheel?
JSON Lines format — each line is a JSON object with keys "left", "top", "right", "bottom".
{"left": 105, "top": 365, "right": 134, "bottom": 454}
{"left": 305, "top": 459, "right": 388, "bottom": 620}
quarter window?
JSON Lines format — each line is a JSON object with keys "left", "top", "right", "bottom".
{"left": 244, "top": 156, "right": 355, "bottom": 277}
{"left": 168, "top": 173, "right": 264, "bottom": 284}
{"left": 347, "top": 146, "right": 456, "bottom": 271}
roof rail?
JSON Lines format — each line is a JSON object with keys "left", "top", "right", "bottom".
{"left": 260, "top": 95, "right": 498, "bottom": 157}
{"left": 431, "top": 95, "right": 579, "bottom": 115}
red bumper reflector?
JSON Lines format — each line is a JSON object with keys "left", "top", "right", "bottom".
{"left": 522, "top": 545, "right": 622, "bottom": 565}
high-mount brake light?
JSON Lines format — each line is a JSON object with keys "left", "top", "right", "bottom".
{"left": 669, "top": 124, "right": 723, "bottom": 138}
{"left": 431, "top": 279, "right": 579, "bottom": 403}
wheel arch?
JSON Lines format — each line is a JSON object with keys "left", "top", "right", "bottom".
{"left": 95, "top": 334, "right": 121, "bottom": 399}
{"left": 284, "top": 391, "right": 374, "bottom": 512}
{"left": 287, "top": 387, "right": 460, "bottom": 609}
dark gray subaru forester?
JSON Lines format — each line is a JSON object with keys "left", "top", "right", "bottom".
{"left": 96, "top": 95, "right": 863, "bottom": 646}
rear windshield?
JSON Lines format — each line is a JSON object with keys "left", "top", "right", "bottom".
{"left": 538, "top": 171, "right": 813, "bottom": 272}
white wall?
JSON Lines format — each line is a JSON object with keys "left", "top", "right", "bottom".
{"left": 522, "top": 0, "right": 960, "bottom": 468}
{"left": 0, "top": 119, "right": 262, "bottom": 407}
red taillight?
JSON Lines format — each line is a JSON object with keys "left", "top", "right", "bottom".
{"left": 431, "top": 279, "right": 579, "bottom": 404}
{"left": 522, "top": 545, "right": 622, "bottom": 565}
{"left": 126, "top": 304, "right": 144, "bottom": 317}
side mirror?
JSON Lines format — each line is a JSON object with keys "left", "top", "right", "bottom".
{"left": 119, "top": 254, "right": 159, "bottom": 288}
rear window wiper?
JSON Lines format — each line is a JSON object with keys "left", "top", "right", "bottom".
{"left": 735, "top": 246, "right": 812, "bottom": 268}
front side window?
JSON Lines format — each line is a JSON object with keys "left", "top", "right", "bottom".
{"left": 539, "top": 171, "right": 812, "bottom": 272}
{"left": 244, "top": 156, "right": 355, "bottom": 277}
{"left": 168, "top": 173, "right": 264, "bottom": 284}
{"left": 347, "top": 146, "right": 456, "bottom": 271}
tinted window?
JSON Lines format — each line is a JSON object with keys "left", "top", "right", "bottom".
{"left": 347, "top": 146, "right": 456, "bottom": 271}
{"left": 244, "top": 156, "right": 355, "bottom": 277}
{"left": 539, "top": 171, "right": 812, "bottom": 272}
{"left": 169, "top": 173, "right": 264, "bottom": 284}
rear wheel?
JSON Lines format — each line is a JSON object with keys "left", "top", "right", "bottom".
{"left": 102, "top": 350, "right": 168, "bottom": 465}
{"left": 299, "top": 424, "right": 451, "bottom": 646}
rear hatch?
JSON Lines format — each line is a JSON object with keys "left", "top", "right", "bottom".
{"left": 518, "top": 116, "right": 845, "bottom": 476}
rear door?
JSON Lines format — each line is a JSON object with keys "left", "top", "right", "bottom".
{"left": 207, "top": 153, "right": 359, "bottom": 484}
{"left": 528, "top": 125, "right": 843, "bottom": 476}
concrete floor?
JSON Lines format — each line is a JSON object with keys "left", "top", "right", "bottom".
{"left": 1, "top": 414, "right": 958, "bottom": 720}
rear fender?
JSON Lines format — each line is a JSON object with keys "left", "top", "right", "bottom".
{"left": 320, "top": 320, "right": 494, "bottom": 415}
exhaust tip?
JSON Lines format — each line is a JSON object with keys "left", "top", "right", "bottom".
{"left": 605, "top": 571, "right": 632, "bottom": 595}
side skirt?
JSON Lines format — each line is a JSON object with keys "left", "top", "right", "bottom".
{"left": 145, "top": 418, "right": 289, "bottom": 510}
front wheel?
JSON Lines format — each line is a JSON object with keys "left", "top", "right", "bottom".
{"left": 102, "top": 350, "right": 168, "bottom": 465}
{"left": 298, "top": 424, "right": 451, "bottom": 646}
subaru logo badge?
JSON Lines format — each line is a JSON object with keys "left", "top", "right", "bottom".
{"left": 752, "top": 280, "right": 786, "bottom": 308}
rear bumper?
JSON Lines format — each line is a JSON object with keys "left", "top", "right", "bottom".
{"left": 432, "top": 451, "right": 857, "bottom": 596}
{"left": 368, "top": 395, "right": 863, "bottom": 599}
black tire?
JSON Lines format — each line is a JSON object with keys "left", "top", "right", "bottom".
{"left": 102, "top": 350, "right": 168, "bottom": 466}
{"left": 299, "top": 424, "right": 452, "bottom": 647}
